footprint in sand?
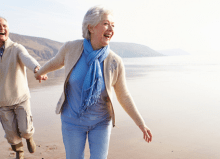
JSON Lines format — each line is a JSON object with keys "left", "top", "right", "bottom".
{"left": 46, "top": 145, "right": 57, "bottom": 152}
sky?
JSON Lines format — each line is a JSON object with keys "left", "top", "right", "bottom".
{"left": 1, "top": 0, "right": 220, "bottom": 56}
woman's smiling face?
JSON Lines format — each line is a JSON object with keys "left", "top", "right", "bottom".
{"left": 89, "top": 14, "right": 114, "bottom": 50}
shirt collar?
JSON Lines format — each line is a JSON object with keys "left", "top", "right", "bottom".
{"left": 0, "top": 44, "right": 4, "bottom": 58}
{"left": 0, "top": 43, "right": 5, "bottom": 50}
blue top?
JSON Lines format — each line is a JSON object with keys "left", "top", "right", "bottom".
{"left": 0, "top": 44, "right": 4, "bottom": 58}
{"left": 61, "top": 51, "right": 111, "bottom": 126}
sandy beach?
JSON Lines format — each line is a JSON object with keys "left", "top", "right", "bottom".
{"left": 1, "top": 56, "right": 220, "bottom": 159}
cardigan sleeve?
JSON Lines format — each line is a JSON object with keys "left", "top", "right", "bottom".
{"left": 113, "top": 58, "right": 146, "bottom": 127}
{"left": 37, "top": 42, "right": 66, "bottom": 76}
{"left": 17, "top": 44, "right": 40, "bottom": 72}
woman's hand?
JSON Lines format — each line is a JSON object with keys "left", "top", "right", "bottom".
{"left": 139, "top": 125, "right": 152, "bottom": 143}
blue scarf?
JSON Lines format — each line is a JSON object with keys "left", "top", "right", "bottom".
{"left": 80, "top": 39, "right": 109, "bottom": 114}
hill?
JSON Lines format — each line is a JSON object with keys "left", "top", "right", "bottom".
{"left": 9, "top": 33, "right": 63, "bottom": 61}
{"left": 9, "top": 33, "right": 163, "bottom": 61}
{"left": 110, "top": 42, "right": 163, "bottom": 57}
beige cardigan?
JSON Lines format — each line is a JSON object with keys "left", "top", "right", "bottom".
{"left": 37, "top": 40, "right": 145, "bottom": 127}
{"left": 0, "top": 38, "right": 40, "bottom": 106}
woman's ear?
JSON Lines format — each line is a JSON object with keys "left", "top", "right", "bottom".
{"left": 88, "top": 25, "right": 94, "bottom": 34}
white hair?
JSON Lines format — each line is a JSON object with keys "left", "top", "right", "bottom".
{"left": 0, "top": 16, "right": 7, "bottom": 22}
{"left": 0, "top": 16, "right": 9, "bottom": 28}
{"left": 82, "top": 5, "right": 113, "bottom": 39}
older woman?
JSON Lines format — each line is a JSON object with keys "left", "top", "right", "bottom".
{"left": 35, "top": 5, "right": 152, "bottom": 159}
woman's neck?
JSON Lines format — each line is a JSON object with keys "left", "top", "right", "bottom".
{"left": 90, "top": 39, "right": 102, "bottom": 50}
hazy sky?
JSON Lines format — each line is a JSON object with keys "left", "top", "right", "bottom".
{"left": 2, "top": 0, "right": 220, "bottom": 55}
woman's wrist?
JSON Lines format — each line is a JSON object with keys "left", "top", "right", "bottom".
{"left": 139, "top": 124, "right": 150, "bottom": 130}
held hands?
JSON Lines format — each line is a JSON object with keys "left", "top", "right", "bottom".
{"left": 35, "top": 73, "right": 48, "bottom": 83}
{"left": 34, "top": 66, "right": 48, "bottom": 83}
{"left": 139, "top": 125, "right": 153, "bottom": 143}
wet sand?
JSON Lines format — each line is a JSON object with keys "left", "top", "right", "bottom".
{"left": 0, "top": 58, "right": 220, "bottom": 159}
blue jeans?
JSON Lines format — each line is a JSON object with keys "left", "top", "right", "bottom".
{"left": 62, "top": 118, "right": 112, "bottom": 159}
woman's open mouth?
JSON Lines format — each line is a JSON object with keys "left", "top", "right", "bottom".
{"left": 104, "top": 34, "right": 112, "bottom": 39}
{"left": 0, "top": 33, "right": 5, "bottom": 35}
